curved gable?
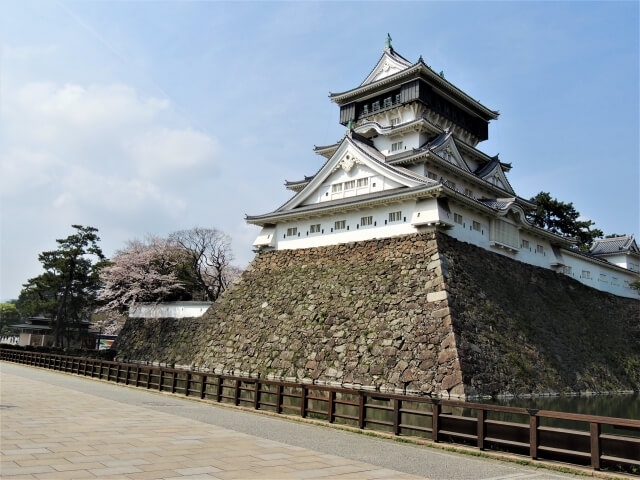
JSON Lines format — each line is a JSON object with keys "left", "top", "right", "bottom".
{"left": 430, "top": 133, "right": 471, "bottom": 172}
{"left": 361, "top": 48, "right": 413, "bottom": 86}
{"left": 477, "top": 160, "right": 515, "bottom": 195}
{"left": 278, "top": 136, "right": 423, "bottom": 212}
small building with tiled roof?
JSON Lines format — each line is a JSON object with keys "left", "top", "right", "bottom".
{"left": 590, "top": 236, "right": 640, "bottom": 273}
{"left": 246, "top": 38, "right": 639, "bottom": 299}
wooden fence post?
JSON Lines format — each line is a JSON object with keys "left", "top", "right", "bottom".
{"left": 276, "top": 384, "right": 283, "bottom": 414}
{"left": 328, "top": 391, "right": 335, "bottom": 423}
{"left": 477, "top": 408, "right": 486, "bottom": 450}
{"left": 253, "top": 380, "right": 261, "bottom": 410}
{"left": 200, "top": 374, "right": 207, "bottom": 399}
{"left": 432, "top": 402, "right": 441, "bottom": 442}
{"left": 358, "top": 392, "right": 366, "bottom": 430}
{"left": 234, "top": 379, "right": 241, "bottom": 406}
{"left": 216, "top": 376, "right": 222, "bottom": 402}
{"left": 185, "top": 372, "right": 191, "bottom": 397}
{"left": 301, "top": 385, "right": 308, "bottom": 418}
{"left": 529, "top": 409, "right": 539, "bottom": 459}
{"left": 393, "top": 399, "right": 401, "bottom": 436}
{"left": 590, "top": 422, "right": 601, "bottom": 470}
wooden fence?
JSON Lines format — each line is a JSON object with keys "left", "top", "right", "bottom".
{"left": 2, "top": 348, "right": 638, "bottom": 472}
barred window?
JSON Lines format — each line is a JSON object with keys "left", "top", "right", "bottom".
{"left": 389, "top": 211, "right": 402, "bottom": 222}
{"left": 360, "top": 216, "right": 373, "bottom": 226}
{"left": 334, "top": 220, "right": 346, "bottom": 230}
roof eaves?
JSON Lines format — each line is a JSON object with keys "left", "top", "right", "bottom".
{"left": 246, "top": 185, "right": 442, "bottom": 224}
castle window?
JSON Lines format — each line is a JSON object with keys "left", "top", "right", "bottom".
{"left": 395, "top": 94, "right": 401, "bottom": 104}
{"left": 335, "top": 220, "right": 346, "bottom": 230}
{"left": 612, "top": 277, "right": 619, "bottom": 286}
{"left": 372, "top": 101, "right": 380, "bottom": 111}
{"left": 472, "top": 221, "right": 481, "bottom": 231}
{"left": 563, "top": 266, "right": 572, "bottom": 275}
{"left": 331, "top": 183, "right": 342, "bottom": 193}
{"left": 286, "top": 227, "right": 297, "bottom": 237}
{"left": 310, "top": 224, "right": 321, "bottom": 234}
{"left": 426, "top": 171, "right": 438, "bottom": 181}
{"left": 454, "top": 213, "right": 463, "bottom": 224}
{"left": 522, "top": 239, "right": 529, "bottom": 249}
{"left": 362, "top": 105, "right": 369, "bottom": 114}
{"left": 582, "top": 270, "right": 591, "bottom": 279}
{"left": 344, "top": 180, "right": 355, "bottom": 190}
{"left": 361, "top": 216, "right": 373, "bottom": 226}
{"left": 383, "top": 97, "right": 392, "bottom": 108}
{"left": 389, "top": 211, "right": 402, "bottom": 223}
{"left": 357, "top": 177, "right": 369, "bottom": 187}
{"left": 391, "top": 141, "right": 403, "bottom": 152}
{"left": 536, "top": 244, "right": 544, "bottom": 254}
{"left": 390, "top": 117, "right": 400, "bottom": 126}
{"left": 599, "top": 274, "right": 607, "bottom": 282}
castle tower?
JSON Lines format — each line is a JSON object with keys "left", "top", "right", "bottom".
{"left": 246, "top": 38, "right": 638, "bottom": 298}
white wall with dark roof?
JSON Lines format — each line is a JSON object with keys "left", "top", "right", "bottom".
{"left": 254, "top": 197, "right": 639, "bottom": 299}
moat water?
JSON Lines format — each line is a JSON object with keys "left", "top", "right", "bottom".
{"left": 468, "top": 393, "right": 640, "bottom": 437}
{"left": 484, "top": 393, "right": 640, "bottom": 420}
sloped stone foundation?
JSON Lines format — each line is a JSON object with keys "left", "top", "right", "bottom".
{"left": 116, "top": 232, "right": 640, "bottom": 398}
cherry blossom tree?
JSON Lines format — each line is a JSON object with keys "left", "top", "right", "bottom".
{"left": 98, "top": 228, "right": 242, "bottom": 314}
{"left": 97, "top": 237, "right": 187, "bottom": 313}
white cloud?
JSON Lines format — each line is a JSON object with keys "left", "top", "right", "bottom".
{"left": 126, "top": 127, "right": 218, "bottom": 179}
{"left": 0, "top": 81, "right": 220, "bottom": 299}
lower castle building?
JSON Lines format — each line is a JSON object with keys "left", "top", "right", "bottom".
{"left": 247, "top": 38, "right": 639, "bottom": 299}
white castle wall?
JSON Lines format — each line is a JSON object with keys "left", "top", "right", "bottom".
{"left": 258, "top": 199, "right": 639, "bottom": 299}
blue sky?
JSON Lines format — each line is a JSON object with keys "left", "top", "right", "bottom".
{"left": 1, "top": 1, "right": 638, "bottom": 300}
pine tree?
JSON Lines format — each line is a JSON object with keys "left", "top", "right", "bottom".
{"left": 18, "top": 225, "right": 107, "bottom": 347}
{"left": 527, "top": 192, "right": 603, "bottom": 251}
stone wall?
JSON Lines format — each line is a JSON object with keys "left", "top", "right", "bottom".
{"left": 116, "top": 232, "right": 640, "bottom": 398}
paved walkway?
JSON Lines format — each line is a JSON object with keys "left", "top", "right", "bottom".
{"left": 1, "top": 362, "right": 580, "bottom": 479}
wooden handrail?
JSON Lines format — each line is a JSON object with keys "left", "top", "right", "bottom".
{"left": 1, "top": 348, "right": 638, "bottom": 473}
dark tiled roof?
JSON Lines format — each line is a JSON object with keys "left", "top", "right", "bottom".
{"left": 10, "top": 324, "right": 51, "bottom": 330}
{"left": 477, "top": 199, "right": 514, "bottom": 210}
{"left": 314, "top": 142, "right": 339, "bottom": 151}
{"left": 474, "top": 158, "right": 500, "bottom": 177}
{"left": 285, "top": 175, "right": 315, "bottom": 186}
{"left": 590, "top": 236, "right": 638, "bottom": 255}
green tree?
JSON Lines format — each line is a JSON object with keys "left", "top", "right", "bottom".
{"left": 0, "top": 301, "right": 21, "bottom": 334}
{"left": 17, "top": 225, "right": 107, "bottom": 347}
{"left": 527, "top": 192, "right": 603, "bottom": 251}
